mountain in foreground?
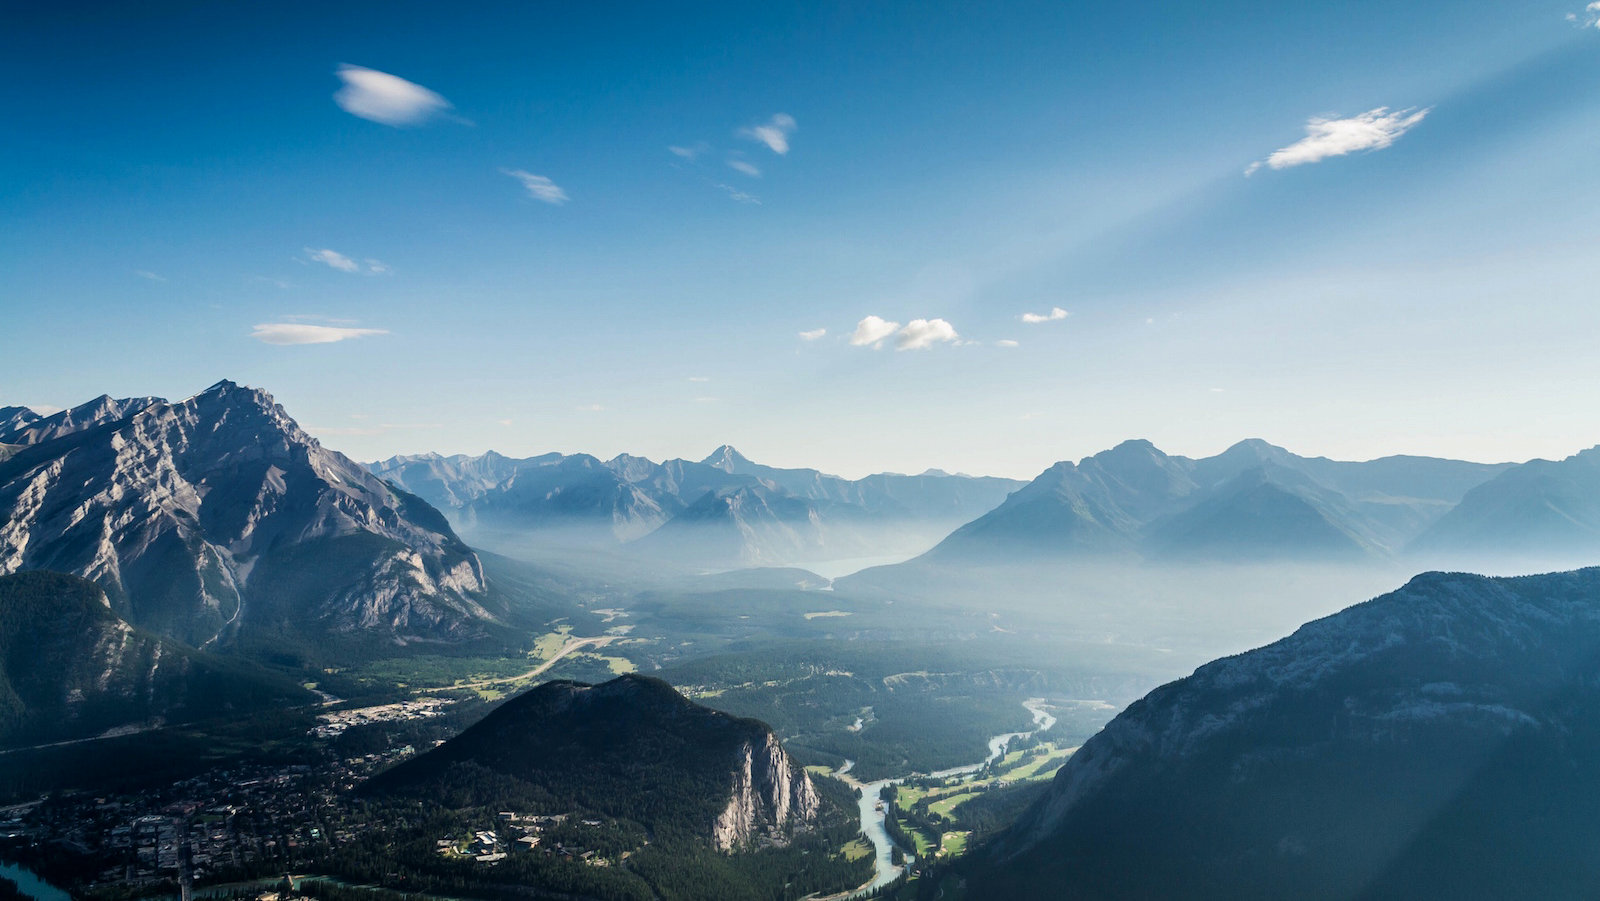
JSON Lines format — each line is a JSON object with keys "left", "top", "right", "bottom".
{"left": 975, "top": 567, "right": 1600, "bottom": 900}
{"left": 0, "top": 381, "right": 497, "bottom": 657}
{"left": 0, "top": 571, "right": 309, "bottom": 749}
{"left": 366, "top": 673, "right": 818, "bottom": 850}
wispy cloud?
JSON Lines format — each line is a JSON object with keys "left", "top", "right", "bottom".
{"left": 739, "top": 113, "right": 797, "bottom": 155}
{"left": 850, "top": 316, "right": 960, "bottom": 351}
{"left": 727, "top": 158, "right": 762, "bottom": 177}
{"left": 304, "top": 248, "right": 387, "bottom": 274}
{"left": 250, "top": 323, "right": 389, "bottom": 345}
{"left": 669, "top": 142, "right": 710, "bottom": 160}
{"left": 688, "top": 376, "right": 711, "bottom": 382}
{"left": 333, "top": 64, "right": 453, "bottom": 127}
{"left": 715, "top": 183, "right": 760, "bottom": 204}
{"left": 798, "top": 328, "right": 827, "bottom": 341}
{"left": 1021, "top": 306, "right": 1069, "bottom": 324}
{"left": 502, "top": 169, "right": 569, "bottom": 204}
{"left": 575, "top": 403, "right": 606, "bottom": 412}
{"left": 133, "top": 270, "right": 166, "bottom": 282}
{"left": 1568, "top": 2, "right": 1600, "bottom": 26}
{"left": 895, "top": 318, "right": 959, "bottom": 350}
{"left": 1246, "top": 107, "right": 1430, "bottom": 175}
{"left": 995, "top": 339, "right": 1020, "bottom": 348}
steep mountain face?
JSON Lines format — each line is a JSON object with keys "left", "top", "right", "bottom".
{"left": 366, "top": 674, "right": 819, "bottom": 850}
{"left": 0, "top": 571, "right": 309, "bottom": 749}
{"left": 371, "top": 446, "right": 1024, "bottom": 568}
{"left": 921, "top": 439, "right": 1506, "bottom": 565}
{"left": 1411, "top": 446, "right": 1600, "bottom": 567}
{"left": 978, "top": 567, "right": 1600, "bottom": 900}
{"left": 0, "top": 381, "right": 493, "bottom": 653}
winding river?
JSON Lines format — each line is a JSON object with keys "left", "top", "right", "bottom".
{"left": 824, "top": 698, "right": 1058, "bottom": 899}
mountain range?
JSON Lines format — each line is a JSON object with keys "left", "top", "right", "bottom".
{"left": 369, "top": 445, "right": 1025, "bottom": 569}
{"left": 977, "top": 566, "right": 1600, "bottom": 900}
{"left": 913, "top": 438, "right": 1526, "bottom": 565}
{"left": 0, "top": 381, "right": 501, "bottom": 658}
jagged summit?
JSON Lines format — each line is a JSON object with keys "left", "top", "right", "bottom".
{"left": 701, "top": 444, "right": 754, "bottom": 472}
{"left": 0, "top": 381, "right": 493, "bottom": 653}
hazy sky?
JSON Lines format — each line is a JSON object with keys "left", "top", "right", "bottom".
{"left": 5, "top": 1, "right": 1600, "bottom": 479}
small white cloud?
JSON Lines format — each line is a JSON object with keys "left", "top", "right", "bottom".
{"left": 497, "top": 418, "right": 514, "bottom": 426}
{"left": 1247, "top": 106, "right": 1430, "bottom": 175}
{"left": 850, "top": 316, "right": 901, "bottom": 348}
{"left": 1572, "top": 2, "right": 1600, "bottom": 26}
{"left": 688, "top": 376, "right": 711, "bottom": 382}
{"left": 1209, "top": 387, "right": 1226, "bottom": 393}
{"left": 304, "top": 248, "right": 386, "bottom": 274}
{"left": 133, "top": 270, "right": 166, "bottom": 282}
{"left": 715, "top": 183, "right": 760, "bottom": 204}
{"left": 502, "top": 169, "right": 569, "bottom": 204}
{"left": 727, "top": 158, "right": 762, "bottom": 177}
{"left": 798, "top": 328, "right": 827, "bottom": 341}
{"left": 1021, "top": 306, "right": 1069, "bottom": 324}
{"left": 333, "top": 64, "right": 452, "bottom": 127}
{"left": 739, "top": 113, "right": 797, "bottom": 155}
{"left": 693, "top": 396, "right": 720, "bottom": 403}
{"left": 251, "top": 323, "right": 389, "bottom": 345}
{"left": 995, "top": 339, "right": 1020, "bottom": 348}
{"left": 576, "top": 403, "right": 605, "bottom": 412}
{"left": 669, "top": 142, "right": 710, "bottom": 160}
{"left": 895, "top": 318, "right": 959, "bottom": 350}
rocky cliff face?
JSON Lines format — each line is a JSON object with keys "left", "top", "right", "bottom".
{"left": 713, "top": 729, "right": 820, "bottom": 850}
{"left": 979, "top": 567, "right": 1600, "bottom": 900}
{"left": 0, "top": 381, "right": 491, "bottom": 651}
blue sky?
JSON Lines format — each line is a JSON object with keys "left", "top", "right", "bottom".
{"left": 4, "top": 0, "right": 1599, "bottom": 478}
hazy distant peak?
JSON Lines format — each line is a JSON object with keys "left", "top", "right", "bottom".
{"left": 702, "top": 444, "right": 753, "bottom": 471}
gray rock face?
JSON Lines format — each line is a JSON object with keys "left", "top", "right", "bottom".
{"left": 714, "top": 729, "right": 821, "bottom": 851}
{"left": 0, "top": 380, "right": 490, "bottom": 650}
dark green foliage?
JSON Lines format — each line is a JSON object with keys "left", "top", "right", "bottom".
{"left": 368, "top": 675, "right": 780, "bottom": 843}
{"left": 658, "top": 643, "right": 1074, "bottom": 780}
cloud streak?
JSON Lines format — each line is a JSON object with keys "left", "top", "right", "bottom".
{"left": 727, "top": 159, "right": 762, "bottom": 177}
{"left": 1246, "top": 106, "right": 1430, "bottom": 175}
{"left": 1021, "top": 306, "right": 1069, "bottom": 324}
{"left": 502, "top": 169, "right": 569, "bottom": 204}
{"left": 305, "top": 248, "right": 386, "bottom": 274}
{"left": 798, "top": 328, "right": 827, "bottom": 341}
{"left": 739, "top": 113, "right": 797, "bottom": 154}
{"left": 1570, "top": 2, "right": 1600, "bottom": 26}
{"left": 251, "top": 323, "right": 389, "bottom": 345}
{"left": 333, "top": 65, "right": 452, "bottom": 127}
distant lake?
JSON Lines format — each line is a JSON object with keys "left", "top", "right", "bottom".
{"left": 0, "top": 861, "right": 70, "bottom": 901}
